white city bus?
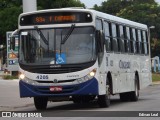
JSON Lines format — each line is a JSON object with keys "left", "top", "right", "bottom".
{"left": 12, "top": 8, "right": 152, "bottom": 110}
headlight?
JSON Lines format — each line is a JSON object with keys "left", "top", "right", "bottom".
{"left": 23, "top": 77, "right": 38, "bottom": 85}
{"left": 19, "top": 73, "right": 37, "bottom": 85}
{"left": 77, "top": 69, "right": 97, "bottom": 83}
{"left": 89, "top": 69, "right": 96, "bottom": 77}
{"left": 19, "top": 73, "right": 25, "bottom": 79}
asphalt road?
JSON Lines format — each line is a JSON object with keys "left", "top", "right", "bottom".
{"left": 0, "top": 79, "right": 160, "bottom": 119}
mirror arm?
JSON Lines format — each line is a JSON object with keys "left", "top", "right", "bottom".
{"left": 10, "top": 29, "right": 19, "bottom": 50}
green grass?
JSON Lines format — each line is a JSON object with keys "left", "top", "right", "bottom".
{"left": 152, "top": 73, "right": 160, "bottom": 82}
{"left": 3, "top": 75, "right": 18, "bottom": 80}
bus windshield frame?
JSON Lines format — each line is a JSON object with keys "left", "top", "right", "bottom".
{"left": 19, "top": 26, "right": 97, "bottom": 66}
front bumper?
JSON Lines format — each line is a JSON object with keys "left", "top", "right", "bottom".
{"left": 19, "top": 78, "right": 99, "bottom": 97}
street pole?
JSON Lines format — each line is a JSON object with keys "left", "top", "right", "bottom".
{"left": 22, "top": 0, "right": 37, "bottom": 13}
{"left": 148, "top": 26, "right": 155, "bottom": 74}
{"left": 148, "top": 26, "right": 155, "bottom": 58}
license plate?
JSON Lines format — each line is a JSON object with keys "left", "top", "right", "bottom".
{"left": 50, "top": 86, "right": 62, "bottom": 92}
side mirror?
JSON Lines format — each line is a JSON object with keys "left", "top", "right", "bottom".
{"left": 10, "top": 29, "right": 19, "bottom": 51}
{"left": 96, "top": 30, "right": 105, "bottom": 66}
{"left": 96, "top": 30, "right": 104, "bottom": 53}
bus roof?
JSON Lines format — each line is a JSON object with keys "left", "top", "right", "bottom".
{"left": 19, "top": 8, "right": 148, "bottom": 30}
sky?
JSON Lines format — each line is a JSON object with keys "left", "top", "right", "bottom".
{"left": 80, "top": 0, "right": 160, "bottom": 8}
{"left": 156, "top": 0, "right": 160, "bottom": 3}
{"left": 80, "top": 0, "right": 106, "bottom": 8}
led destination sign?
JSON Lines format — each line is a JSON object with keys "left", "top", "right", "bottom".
{"left": 34, "top": 15, "right": 76, "bottom": 24}
{"left": 20, "top": 12, "right": 92, "bottom": 26}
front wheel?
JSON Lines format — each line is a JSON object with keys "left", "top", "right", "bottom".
{"left": 98, "top": 81, "right": 110, "bottom": 108}
{"left": 34, "top": 97, "right": 48, "bottom": 110}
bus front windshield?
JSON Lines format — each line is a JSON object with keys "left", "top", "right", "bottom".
{"left": 19, "top": 27, "right": 96, "bottom": 65}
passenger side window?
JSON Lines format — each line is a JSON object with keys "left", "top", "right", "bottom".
{"left": 111, "top": 23, "right": 118, "bottom": 52}
{"left": 123, "top": 26, "right": 128, "bottom": 52}
{"left": 129, "top": 28, "right": 134, "bottom": 53}
{"left": 101, "top": 21, "right": 148, "bottom": 55}
{"left": 138, "top": 30, "right": 142, "bottom": 54}
{"left": 103, "top": 21, "right": 111, "bottom": 51}
{"left": 135, "top": 29, "right": 140, "bottom": 54}
{"left": 96, "top": 19, "right": 103, "bottom": 30}
{"left": 132, "top": 28, "right": 137, "bottom": 53}
{"left": 145, "top": 31, "right": 149, "bottom": 54}
{"left": 141, "top": 31, "right": 145, "bottom": 54}
{"left": 116, "top": 24, "right": 120, "bottom": 52}
{"left": 119, "top": 25, "right": 125, "bottom": 52}
{"left": 126, "top": 27, "right": 131, "bottom": 53}
{"left": 142, "top": 31, "right": 148, "bottom": 54}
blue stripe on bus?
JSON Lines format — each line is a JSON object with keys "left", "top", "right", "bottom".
{"left": 19, "top": 78, "right": 99, "bottom": 97}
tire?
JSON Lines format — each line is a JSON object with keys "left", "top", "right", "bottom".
{"left": 130, "top": 76, "right": 139, "bottom": 101}
{"left": 120, "top": 92, "right": 130, "bottom": 102}
{"left": 98, "top": 79, "right": 110, "bottom": 108}
{"left": 81, "top": 95, "right": 95, "bottom": 103}
{"left": 120, "top": 75, "right": 139, "bottom": 102}
{"left": 34, "top": 97, "right": 48, "bottom": 110}
{"left": 72, "top": 95, "right": 95, "bottom": 103}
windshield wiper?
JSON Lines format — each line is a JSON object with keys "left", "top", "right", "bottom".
{"left": 61, "top": 24, "right": 75, "bottom": 44}
{"left": 34, "top": 26, "right": 48, "bottom": 45}
{"left": 59, "top": 24, "right": 75, "bottom": 55}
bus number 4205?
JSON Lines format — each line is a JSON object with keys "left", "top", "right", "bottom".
{"left": 36, "top": 75, "right": 48, "bottom": 79}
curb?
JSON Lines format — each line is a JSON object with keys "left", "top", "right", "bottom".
{"left": 152, "top": 81, "right": 160, "bottom": 85}
{"left": 0, "top": 79, "right": 19, "bottom": 82}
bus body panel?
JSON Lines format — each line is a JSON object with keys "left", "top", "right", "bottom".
{"left": 19, "top": 77, "right": 99, "bottom": 97}
{"left": 19, "top": 61, "right": 108, "bottom": 97}
{"left": 99, "top": 50, "right": 151, "bottom": 94}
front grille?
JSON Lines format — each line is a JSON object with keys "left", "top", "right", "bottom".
{"left": 19, "top": 61, "right": 95, "bottom": 74}
{"left": 36, "top": 79, "right": 75, "bottom": 83}
{"left": 32, "top": 67, "right": 81, "bottom": 74}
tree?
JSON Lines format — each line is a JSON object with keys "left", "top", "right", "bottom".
{"left": 93, "top": 0, "right": 157, "bottom": 15}
{"left": 38, "top": 0, "right": 85, "bottom": 9}
{"left": 117, "top": 3, "right": 160, "bottom": 39}
{"left": 94, "top": 0, "right": 133, "bottom": 15}
{"left": 0, "top": 0, "right": 22, "bottom": 9}
{"left": 0, "top": 0, "right": 22, "bottom": 45}
{"left": 0, "top": 6, "right": 22, "bottom": 45}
